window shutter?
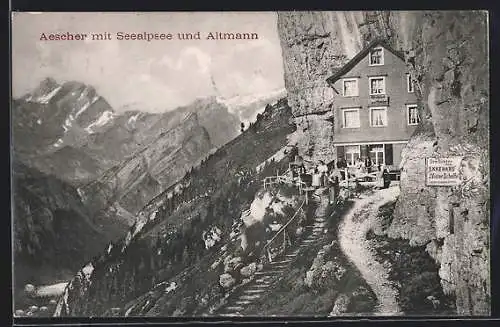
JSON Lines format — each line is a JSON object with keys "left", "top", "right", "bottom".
{"left": 360, "top": 145, "right": 369, "bottom": 159}
{"left": 337, "top": 146, "right": 345, "bottom": 162}
{"left": 384, "top": 144, "right": 394, "bottom": 165}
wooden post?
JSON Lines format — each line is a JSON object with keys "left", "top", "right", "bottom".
{"left": 345, "top": 168, "right": 349, "bottom": 189}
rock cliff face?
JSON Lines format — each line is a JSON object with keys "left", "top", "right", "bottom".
{"left": 391, "top": 11, "right": 490, "bottom": 315}
{"left": 79, "top": 112, "right": 212, "bottom": 216}
{"left": 277, "top": 10, "right": 489, "bottom": 315}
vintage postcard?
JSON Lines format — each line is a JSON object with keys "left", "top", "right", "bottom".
{"left": 11, "top": 11, "right": 490, "bottom": 318}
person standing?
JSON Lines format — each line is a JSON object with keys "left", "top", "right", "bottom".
{"left": 354, "top": 158, "right": 364, "bottom": 179}
{"left": 337, "top": 158, "right": 347, "bottom": 181}
{"left": 375, "top": 165, "right": 384, "bottom": 189}
{"left": 328, "top": 167, "right": 341, "bottom": 205}
{"left": 382, "top": 166, "right": 391, "bottom": 188}
{"left": 318, "top": 160, "right": 328, "bottom": 187}
{"left": 365, "top": 156, "right": 373, "bottom": 174}
{"left": 312, "top": 168, "right": 321, "bottom": 189}
{"left": 296, "top": 155, "right": 306, "bottom": 174}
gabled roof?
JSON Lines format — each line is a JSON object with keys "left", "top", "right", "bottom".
{"left": 326, "top": 38, "right": 406, "bottom": 85}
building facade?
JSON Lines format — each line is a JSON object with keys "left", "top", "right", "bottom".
{"left": 326, "top": 40, "right": 419, "bottom": 169}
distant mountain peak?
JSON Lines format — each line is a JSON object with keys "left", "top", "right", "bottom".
{"left": 215, "top": 88, "right": 288, "bottom": 125}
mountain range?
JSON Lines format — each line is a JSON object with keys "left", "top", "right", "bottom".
{"left": 11, "top": 77, "right": 285, "bottom": 312}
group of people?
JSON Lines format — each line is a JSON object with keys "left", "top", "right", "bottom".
{"left": 354, "top": 156, "right": 377, "bottom": 174}
{"left": 290, "top": 154, "right": 392, "bottom": 203}
{"left": 291, "top": 156, "right": 347, "bottom": 189}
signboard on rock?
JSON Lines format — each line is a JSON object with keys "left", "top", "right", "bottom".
{"left": 425, "top": 156, "right": 462, "bottom": 186}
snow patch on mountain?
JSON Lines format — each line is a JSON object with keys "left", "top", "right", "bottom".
{"left": 52, "top": 138, "right": 64, "bottom": 148}
{"left": 85, "top": 110, "right": 114, "bottom": 133}
{"left": 127, "top": 113, "right": 141, "bottom": 128}
{"left": 33, "top": 86, "right": 62, "bottom": 104}
{"left": 149, "top": 210, "right": 158, "bottom": 221}
{"left": 62, "top": 115, "right": 74, "bottom": 132}
{"left": 74, "top": 95, "right": 100, "bottom": 119}
{"left": 203, "top": 226, "right": 222, "bottom": 249}
{"left": 219, "top": 88, "right": 286, "bottom": 109}
{"left": 217, "top": 88, "right": 287, "bottom": 124}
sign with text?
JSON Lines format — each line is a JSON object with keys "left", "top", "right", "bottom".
{"left": 425, "top": 156, "right": 462, "bottom": 186}
{"left": 369, "top": 94, "right": 389, "bottom": 105}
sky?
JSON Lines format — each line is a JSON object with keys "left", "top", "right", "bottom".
{"left": 12, "top": 12, "right": 285, "bottom": 112}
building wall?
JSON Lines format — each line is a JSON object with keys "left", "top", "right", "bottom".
{"left": 331, "top": 46, "right": 419, "bottom": 144}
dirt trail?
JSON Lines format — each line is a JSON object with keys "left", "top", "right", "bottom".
{"left": 338, "top": 185, "right": 402, "bottom": 316}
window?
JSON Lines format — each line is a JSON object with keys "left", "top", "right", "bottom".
{"left": 342, "top": 78, "right": 359, "bottom": 97}
{"left": 369, "top": 144, "right": 385, "bottom": 166}
{"left": 342, "top": 109, "right": 360, "bottom": 128}
{"left": 369, "top": 47, "right": 384, "bottom": 66}
{"left": 345, "top": 145, "right": 361, "bottom": 166}
{"left": 370, "top": 107, "right": 388, "bottom": 127}
{"left": 407, "top": 104, "right": 420, "bottom": 125}
{"left": 407, "top": 74, "right": 415, "bottom": 93}
{"left": 369, "top": 77, "right": 386, "bottom": 95}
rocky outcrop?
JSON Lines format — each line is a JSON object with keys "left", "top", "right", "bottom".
{"left": 277, "top": 10, "right": 489, "bottom": 315}
{"left": 387, "top": 122, "right": 437, "bottom": 245}
{"left": 393, "top": 11, "right": 490, "bottom": 315}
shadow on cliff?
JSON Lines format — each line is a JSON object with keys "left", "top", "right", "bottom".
{"left": 367, "top": 200, "right": 456, "bottom": 315}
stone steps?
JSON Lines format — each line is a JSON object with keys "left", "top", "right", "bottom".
{"left": 216, "top": 192, "right": 331, "bottom": 316}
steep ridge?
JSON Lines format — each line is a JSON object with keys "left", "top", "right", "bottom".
{"left": 12, "top": 159, "right": 127, "bottom": 311}
{"left": 171, "top": 97, "right": 241, "bottom": 148}
{"left": 53, "top": 98, "right": 295, "bottom": 317}
{"left": 79, "top": 112, "right": 212, "bottom": 216}
{"left": 13, "top": 79, "right": 241, "bottom": 186}
{"left": 276, "top": 11, "right": 490, "bottom": 315}
{"left": 13, "top": 78, "right": 114, "bottom": 159}
{"left": 390, "top": 12, "right": 490, "bottom": 315}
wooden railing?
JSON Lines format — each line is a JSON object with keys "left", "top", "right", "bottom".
{"left": 262, "top": 197, "right": 306, "bottom": 263}
{"left": 262, "top": 169, "right": 308, "bottom": 194}
{"left": 259, "top": 167, "right": 387, "bottom": 263}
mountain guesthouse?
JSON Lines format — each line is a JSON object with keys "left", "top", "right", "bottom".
{"left": 326, "top": 39, "right": 420, "bottom": 176}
